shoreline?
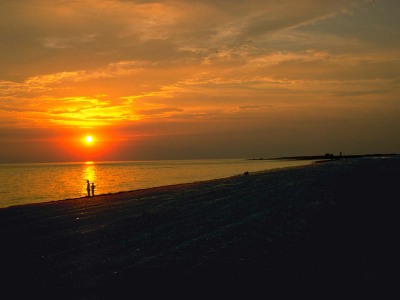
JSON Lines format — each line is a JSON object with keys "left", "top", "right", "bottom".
{"left": 1, "top": 156, "right": 398, "bottom": 295}
{"left": 5, "top": 154, "right": 386, "bottom": 210}
{"left": 1, "top": 160, "right": 318, "bottom": 210}
{"left": 0, "top": 158, "right": 317, "bottom": 209}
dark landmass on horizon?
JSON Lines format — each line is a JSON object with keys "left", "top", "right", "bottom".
{"left": 248, "top": 152, "right": 398, "bottom": 161}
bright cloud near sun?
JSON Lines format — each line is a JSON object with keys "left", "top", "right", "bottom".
{"left": 0, "top": 0, "right": 399, "bottom": 162}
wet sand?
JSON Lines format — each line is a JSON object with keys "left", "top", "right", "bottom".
{"left": 0, "top": 157, "right": 398, "bottom": 297}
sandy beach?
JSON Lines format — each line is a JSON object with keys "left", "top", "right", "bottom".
{"left": 0, "top": 156, "right": 398, "bottom": 297}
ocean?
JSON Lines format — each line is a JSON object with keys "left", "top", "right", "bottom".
{"left": 0, "top": 158, "right": 315, "bottom": 208}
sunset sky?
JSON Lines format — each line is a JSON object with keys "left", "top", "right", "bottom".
{"left": 1, "top": 0, "right": 399, "bottom": 163}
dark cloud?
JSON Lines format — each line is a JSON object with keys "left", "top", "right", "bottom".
{"left": 333, "top": 89, "right": 389, "bottom": 97}
{"left": 134, "top": 107, "right": 183, "bottom": 116}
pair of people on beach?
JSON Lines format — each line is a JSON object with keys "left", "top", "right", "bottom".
{"left": 86, "top": 180, "right": 96, "bottom": 197}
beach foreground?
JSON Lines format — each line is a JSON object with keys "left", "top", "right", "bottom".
{"left": 1, "top": 157, "right": 398, "bottom": 296}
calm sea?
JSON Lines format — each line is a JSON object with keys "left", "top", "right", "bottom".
{"left": 0, "top": 159, "right": 314, "bottom": 208}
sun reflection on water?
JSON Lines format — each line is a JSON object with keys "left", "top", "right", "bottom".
{"left": 82, "top": 163, "right": 97, "bottom": 194}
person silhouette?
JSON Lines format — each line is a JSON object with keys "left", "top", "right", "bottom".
{"left": 86, "top": 180, "right": 91, "bottom": 197}
{"left": 91, "top": 182, "right": 96, "bottom": 197}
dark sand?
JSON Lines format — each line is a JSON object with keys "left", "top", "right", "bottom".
{"left": 1, "top": 157, "right": 398, "bottom": 297}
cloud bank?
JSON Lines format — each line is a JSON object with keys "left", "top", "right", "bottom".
{"left": 0, "top": 0, "right": 399, "bottom": 162}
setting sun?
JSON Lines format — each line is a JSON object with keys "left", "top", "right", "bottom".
{"left": 85, "top": 136, "right": 93, "bottom": 143}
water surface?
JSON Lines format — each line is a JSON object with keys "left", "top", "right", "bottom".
{"left": 0, "top": 159, "right": 314, "bottom": 208}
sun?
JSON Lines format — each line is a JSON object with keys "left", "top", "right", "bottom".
{"left": 85, "top": 135, "right": 93, "bottom": 143}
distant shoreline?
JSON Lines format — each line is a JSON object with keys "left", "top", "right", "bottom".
{"left": 248, "top": 153, "right": 398, "bottom": 161}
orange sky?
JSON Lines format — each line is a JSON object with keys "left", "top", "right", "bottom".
{"left": 0, "top": 0, "right": 399, "bottom": 163}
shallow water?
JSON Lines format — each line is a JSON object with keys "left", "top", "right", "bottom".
{"left": 0, "top": 159, "right": 314, "bottom": 208}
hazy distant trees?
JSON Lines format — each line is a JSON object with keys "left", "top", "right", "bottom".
{"left": 324, "top": 153, "right": 335, "bottom": 159}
